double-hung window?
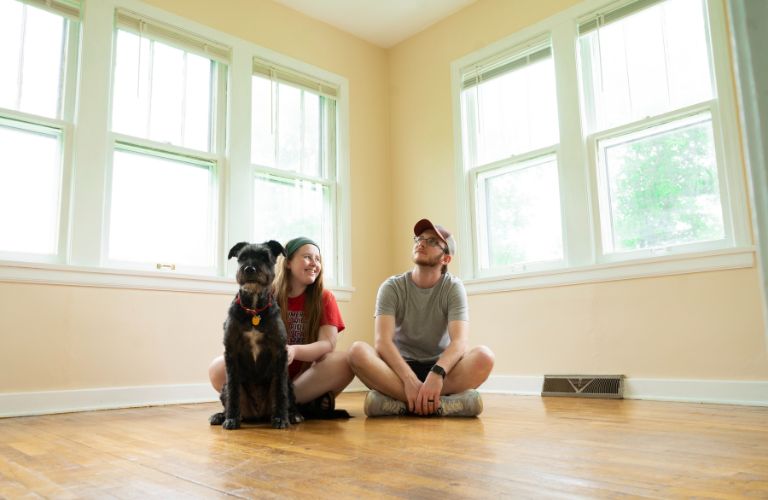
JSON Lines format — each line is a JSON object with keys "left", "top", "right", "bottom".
{"left": 0, "top": 0, "right": 79, "bottom": 261}
{"left": 108, "top": 10, "right": 228, "bottom": 274}
{"left": 454, "top": 0, "right": 748, "bottom": 288}
{"left": 250, "top": 60, "right": 340, "bottom": 283}
{"left": 460, "top": 39, "right": 563, "bottom": 275}
{"left": 578, "top": 0, "right": 732, "bottom": 259}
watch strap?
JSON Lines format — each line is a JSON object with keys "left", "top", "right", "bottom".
{"left": 430, "top": 364, "right": 446, "bottom": 378}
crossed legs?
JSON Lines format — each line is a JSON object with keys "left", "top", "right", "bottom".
{"left": 347, "top": 341, "right": 495, "bottom": 401}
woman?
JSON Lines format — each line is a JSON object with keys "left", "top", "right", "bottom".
{"left": 208, "top": 237, "right": 353, "bottom": 417}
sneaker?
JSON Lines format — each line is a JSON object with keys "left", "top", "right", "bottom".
{"left": 364, "top": 390, "right": 407, "bottom": 417}
{"left": 437, "top": 389, "right": 483, "bottom": 417}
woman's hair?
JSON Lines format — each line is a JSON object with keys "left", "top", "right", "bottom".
{"left": 273, "top": 238, "right": 324, "bottom": 345}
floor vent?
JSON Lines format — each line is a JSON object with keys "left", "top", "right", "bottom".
{"left": 542, "top": 375, "right": 625, "bottom": 399}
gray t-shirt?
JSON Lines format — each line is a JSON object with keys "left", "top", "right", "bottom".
{"left": 374, "top": 271, "right": 469, "bottom": 363}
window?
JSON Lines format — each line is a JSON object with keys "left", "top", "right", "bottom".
{"left": 0, "top": 0, "right": 78, "bottom": 260}
{"left": 251, "top": 60, "right": 340, "bottom": 282}
{"left": 107, "top": 10, "right": 228, "bottom": 273}
{"left": 0, "top": 1, "right": 351, "bottom": 294}
{"left": 579, "top": 0, "right": 726, "bottom": 258}
{"left": 460, "top": 41, "right": 563, "bottom": 274}
{"left": 453, "top": 0, "right": 749, "bottom": 289}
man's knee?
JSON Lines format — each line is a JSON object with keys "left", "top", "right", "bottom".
{"left": 469, "top": 345, "right": 495, "bottom": 377}
{"left": 348, "top": 341, "right": 374, "bottom": 370}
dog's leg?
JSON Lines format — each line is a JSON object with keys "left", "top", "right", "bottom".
{"left": 270, "top": 350, "right": 291, "bottom": 429}
{"left": 222, "top": 351, "right": 241, "bottom": 430}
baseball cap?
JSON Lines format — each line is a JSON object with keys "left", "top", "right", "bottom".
{"left": 413, "top": 218, "right": 456, "bottom": 255}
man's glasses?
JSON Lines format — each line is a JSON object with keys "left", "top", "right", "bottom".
{"left": 413, "top": 236, "right": 447, "bottom": 252}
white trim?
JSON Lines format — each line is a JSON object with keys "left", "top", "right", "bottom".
{"left": 479, "top": 375, "right": 768, "bottom": 406}
{"left": 0, "top": 259, "right": 236, "bottom": 294}
{"left": 4, "top": 375, "right": 764, "bottom": 417}
{"left": 465, "top": 247, "right": 754, "bottom": 295}
{"left": 0, "top": 384, "right": 219, "bottom": 418}
{"left": 0, "top": 259, "right": 354, "bottom": 300}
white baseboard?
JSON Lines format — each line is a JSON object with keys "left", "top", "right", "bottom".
{"left": 478, "top": 375, "right": 768, "bottom": 406}
{"left": 0, "top": 384, "right": 220, "bottom": 418}
{"left": 1, "top": 376, "right": 766, "bottom": 418}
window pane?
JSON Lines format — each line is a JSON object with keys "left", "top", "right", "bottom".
{"left": 462, "top": 50, "right": 559, "bottom": 167}
{"left": 0, "top": 1, "right": 65, "bottom": 118}
{"left": 479, "top": 155, "right": 563, "bottom": 268}
{"left": 251, "top": 75, "right": 323, "bottom": 177}
{"left": 0, "top": 124, "right": 61, "bottom": 254}
{"left": 112, "top": 30, "right": 213, "bottom": 151}
{"left": 108, "top": 149, "right": 215, "bottom": 267}
{"left": 252, "top": 175, "right": 333, "bottom": 276}
{"left": 579, "top": 0, "right": 713, "bottom": 131}
{"left": 598, "top": 113, "right": 724, "bottom": 253}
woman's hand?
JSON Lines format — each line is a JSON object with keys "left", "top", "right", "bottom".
{"left": 286, "top": 344, "right": 296, "bottom": 365}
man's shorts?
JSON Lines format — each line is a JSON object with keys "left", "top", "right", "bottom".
{"left": 406, "top": 360, "right": 434, "bottom": 382}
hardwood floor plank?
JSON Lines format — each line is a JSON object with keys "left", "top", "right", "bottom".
{"left": 0, "top": 394, "right": 766, "bottom": 498}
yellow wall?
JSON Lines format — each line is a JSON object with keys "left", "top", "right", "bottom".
{"left": 387, "top": 0, "right": 768, "bottom": 379}
{"left": 1, "top": 0, "right": 766, "bottom": 398}
{"left": 0, "top": 0, "right": 392, "bottom": 393}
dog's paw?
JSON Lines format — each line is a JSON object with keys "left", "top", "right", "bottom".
{"left": 222, "top": 418, "right": 241, "bottom": 430}
{"left": 209, "top": 412, "right": 225, "bottom": 425}
{"left": 271, "top": 416, "right": 289, "bottom": 429}
{"left": 290, "top": 411, "right": 304, "bottom": 424}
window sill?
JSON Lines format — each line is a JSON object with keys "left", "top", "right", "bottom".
{"left": 0, "top": 260, "right": 354, "bottom": 300}
{"left": 463, "top": 247, "right": 755, "bottom": 295}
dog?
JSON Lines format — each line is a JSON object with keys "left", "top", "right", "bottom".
{"left": 209, "top": 240, "right": 302, "bottom": 430}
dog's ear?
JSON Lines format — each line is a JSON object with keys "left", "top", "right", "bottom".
{"left": 264, "top": 240, "right": 285, "bottom": 259}
{"left": 227, "top": 242, "right": 249, "bottom": 260}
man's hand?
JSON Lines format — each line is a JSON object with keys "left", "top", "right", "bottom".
{"left": 403, "top": 376, "right": 423, "bottom": 414}
{"left": 416, "top": 373, "right": 443, "bottom": 415}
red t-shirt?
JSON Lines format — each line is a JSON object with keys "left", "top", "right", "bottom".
{"left": 286, "top": 288, "right": 345, "bottom": 379}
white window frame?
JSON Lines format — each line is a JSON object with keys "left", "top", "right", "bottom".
{"left": 104, "top": 10, "right": 228, "bottom": 275}
{"left": 451, "top": 0, "right": 753, "bottom": 294}
{"left": 0, "top": 0, "right": 352, "bottom": 299}
{"left": 0, "top": 0, "right": 80, "bottom": 265}
{"left": 247, "top": 59, "right": 344, "bottom": 287}
{"left": 461, "top": 38, "right": 566, "bottom": 278}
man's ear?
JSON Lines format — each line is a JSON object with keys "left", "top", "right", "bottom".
{"left": 442, "top": 253, "right": 452, "bottom": 266}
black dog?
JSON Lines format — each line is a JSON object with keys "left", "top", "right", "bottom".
{"left": 209, "top": 240, "right": 302, "bottom": 430}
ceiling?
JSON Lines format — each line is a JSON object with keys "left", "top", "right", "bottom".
{"left": 271, "top": 0, "right": 477, "bottom": 48}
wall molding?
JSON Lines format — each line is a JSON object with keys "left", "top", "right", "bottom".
{"left": 0, "top": 384, "right": 220, "bottom": 418}
{"left": 479, "top": 375, "right": 768, "bottom": 407}
{"left": 2, "top": 376, "right": 766, "bottom": 418}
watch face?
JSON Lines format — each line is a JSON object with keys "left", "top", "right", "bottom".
{"left": 431, "top": 364, "right": 446, "bottom": 378}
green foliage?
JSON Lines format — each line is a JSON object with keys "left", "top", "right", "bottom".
{"left": 609, "top": 122, "right": 724, "bottom": 251}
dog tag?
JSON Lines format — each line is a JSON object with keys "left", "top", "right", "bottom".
{"left": 252, "top": 315, "right": 261, "bottom": 326}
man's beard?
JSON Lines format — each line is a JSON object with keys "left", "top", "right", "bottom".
{"left": 413, "top": 251, "right": 443, "bottom": 268}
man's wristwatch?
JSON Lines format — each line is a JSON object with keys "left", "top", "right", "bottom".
{"left": 430, "top": 364, "right": 446, "bottom": 379}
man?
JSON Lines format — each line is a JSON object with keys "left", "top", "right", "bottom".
{"left": 349, "top": 218, "right": 495, "bottom": 417}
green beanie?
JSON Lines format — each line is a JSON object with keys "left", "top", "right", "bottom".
{"left": 284, "top": 237, "right": 319, "bottom": 258}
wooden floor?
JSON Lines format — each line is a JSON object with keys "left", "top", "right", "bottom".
{"left": 1, "top": 393, "right": 767, "bottom": 499}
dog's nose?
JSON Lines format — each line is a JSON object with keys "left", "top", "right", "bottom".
{"left": 243, "top": 265, "right": 256, "bottom": 275}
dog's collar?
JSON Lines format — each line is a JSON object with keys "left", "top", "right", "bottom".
{"left": 235, "top": 294, "right": 272, "bottom": 326}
